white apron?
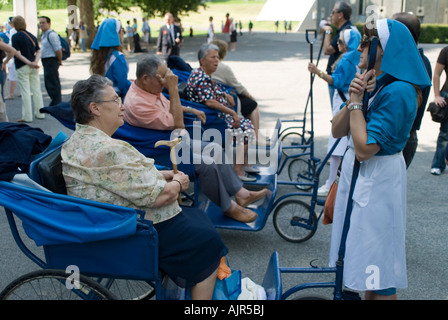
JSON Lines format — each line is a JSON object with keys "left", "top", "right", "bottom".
{"left": 327, "top": 91, "right": 348, "bottom": 157}
{"left": 329, "top": 139, "right": 407, "bottom": 291}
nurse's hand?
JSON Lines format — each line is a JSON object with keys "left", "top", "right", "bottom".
{"left": 349, "top": 69, "right": 376, "bottom": 103}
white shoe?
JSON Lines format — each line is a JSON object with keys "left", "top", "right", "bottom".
{"left": 243, "top": 166, "right": 260, "bottom": 174}
{"left": 317, "top": 185, "right": 330, "bottom": 197}
{"left": 431, "top": 168, "right": 441, "bottom": 175}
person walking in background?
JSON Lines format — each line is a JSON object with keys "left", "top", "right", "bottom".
{"left": 79, "top": 21, "right": 87, "bottom": 52}
{"left": 223, "top": 13, "right": 231, "bottom": 43}
{"left": 322, "top": 1, "right": 353, "bottom": 109}
{"left": 207, "top": 16, "right": 215, "bottom": 44}
{"left": 39, "top": 16, "right": 62, "bottom": 106}
{"left": 125, "top": 20, "right": 134, "bottom": 52}
{"left": 10, "top": 16, "right": 45, "bottom": 123}
{"left": 229, "top": 18, "right": 237, "bottom": 51}
{"left": 142, "top": 17, "right": 151, "bottom": 49}
{"left": 429, "top": 45, "right": 448, "bottom": 175}
{"left": 156, "top": 13, "right": 183, "bottom": 60}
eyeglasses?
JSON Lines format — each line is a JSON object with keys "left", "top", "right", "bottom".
{"left": 360, "top": 35, "right": 378, "bottom": 49}
{"left": 337, "top": 39, "right": 345, "bottom": 45}
{"left": 96, "top": 96, "right": 121, "bottom": 106}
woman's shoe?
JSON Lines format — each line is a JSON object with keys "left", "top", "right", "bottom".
{"left": 242, "top": 166, "right": 260, "bottom": 174}
{"left": 317, "top": 185, "right": 330, "bottom": 197}
{"left": 224, "top": 205, "right": 257, "bottom": 223}
{"left": 238, "top": 174, "right": 256, "bottom": 182}
{"left": 430, "top": 168, "right": 441, "bottom": 175}
{"left": 236, "top": 188, "right": 268, "bottom": 207}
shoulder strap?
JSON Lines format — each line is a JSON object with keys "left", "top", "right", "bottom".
{"left": 21, "top": 31, "right": 36, "bottom": 47}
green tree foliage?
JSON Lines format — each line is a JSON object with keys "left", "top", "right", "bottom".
{"left": 138, "top": 0, "right": 206, "bottom": 18}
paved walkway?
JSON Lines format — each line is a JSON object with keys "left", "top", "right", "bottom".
{"left": 2, "top": 31, "right": 447, "bottom": 300}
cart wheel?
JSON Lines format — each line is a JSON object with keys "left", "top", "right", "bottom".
{"left": 273, "top": 200, "right": 317, "bottom": 243}
{"left": 281, "top": 132, "right": 306, "bottom": 157}
{"left": 0, "top": 269, "right": 116, "bottom": 300}
{"left": 288, "top": 158, "right": 314, "bottom": 191}
{"left": 101, "top": 279, "right": 155, "bottom": 300}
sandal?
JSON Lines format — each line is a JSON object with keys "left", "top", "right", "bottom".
{"left": 17, "top": 119, "right": 32, "bottom": 123}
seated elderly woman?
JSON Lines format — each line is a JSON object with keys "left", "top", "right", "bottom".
{"left": 61, "top": 75, "right": 227, "bottom": 300}
{"left": 185, "top": 43, "right": 258, "bottom": 181}
{"left": 211, "top": 39, "right": 267, "bottom": 146}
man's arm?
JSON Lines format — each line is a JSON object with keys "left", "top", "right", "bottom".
{"left": 323, "top": 26, "right": 336, "bottom": 56}
{"left": 160, "top": 69, "right": 185, "bottom": 129}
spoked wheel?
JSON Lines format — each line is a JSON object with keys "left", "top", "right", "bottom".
{"left": 288, "top": 158, "right": 314, "bottom": 191}
{"left": 281, "top": 132, "right": 311, "bottom": 157}
{"left": 0, "top": 269, "right": 116, "bottom": 300}
{"left": 100, "top": 279, "right": 155, "bottom": 300}
{"left": 273, "top": 200, "right": 318, "bottom": 243}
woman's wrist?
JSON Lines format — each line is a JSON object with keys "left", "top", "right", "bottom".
{"left": 173, "top": 179, "right": 182, "bottom": 192}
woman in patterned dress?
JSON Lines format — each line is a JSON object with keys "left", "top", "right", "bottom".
{"left": 62, "top": 75, "right": 228, "bottom": 300}
{"left": 185, "top": 43, "right": 257, "bottom": 181}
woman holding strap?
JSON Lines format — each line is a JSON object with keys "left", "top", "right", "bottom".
{"left": 329, "top": 19, "right": 431, "bottom": 300}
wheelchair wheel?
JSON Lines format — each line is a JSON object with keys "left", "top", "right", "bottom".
{"left": 288, "top": 158, "right": 314, "bottom": 191}
{"left": 0, "top": 269, "right": 116, "bottom": 300}
{"left": 273, "top": 200, "right": 317, "bottom": 243}
{"left": 281, "top": 132, "right": 307, "bottom": 157}
{"left": 101, "top": 279, "right": 155, "bottom": 300}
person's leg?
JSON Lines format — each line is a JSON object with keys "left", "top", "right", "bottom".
{"left": 42, "top": 58, "right": 61, "bottom": 106}
{"left": 190, "top": 267, "right": 218, "bottom": 300}
{"left": 431, "top": 120, "right": 448, "bottom": 173}
{"left": 29, "top": 67, "right": 45, "bottom": 119}
{"left": 16, "top": 66, "right": 32, "bottom": 122}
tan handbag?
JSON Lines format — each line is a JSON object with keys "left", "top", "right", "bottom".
{"left": 323, "top": 176, "right": 338, "bottom": 225}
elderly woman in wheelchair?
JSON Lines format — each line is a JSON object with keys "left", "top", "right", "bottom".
{"left": 61, "top": 74, "right": 228, "bottom": 299}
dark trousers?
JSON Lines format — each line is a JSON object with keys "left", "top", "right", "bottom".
{"left": 42, "top": 58, "right": 61, "bottom": 106}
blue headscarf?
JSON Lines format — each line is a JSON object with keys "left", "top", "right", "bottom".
{"left": 341, "top": 26, "right": 361, "bottom": 65}
{"left": 91, "top": 18, "right": 121, "bottom": 50}
{"left": 376, "top": 19, "right": 431, "bottom": 88}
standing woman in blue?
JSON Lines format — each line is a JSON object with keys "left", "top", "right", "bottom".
{"left": 90, "top": 18, "right": 131, "bottom": 100}
{"left": 330, "top": 19, "right": 431, "bottom": 300}
{"left": 308, "top": 26, "right": 361, "bottom": 196}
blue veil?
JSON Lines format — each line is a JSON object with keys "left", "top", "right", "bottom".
{"left": 91, "top": 18, "right": 121, "bottom": 50}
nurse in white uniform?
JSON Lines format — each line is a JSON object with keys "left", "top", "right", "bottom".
{"left": 329, "top": 19, "right": 431, "bottom": 300}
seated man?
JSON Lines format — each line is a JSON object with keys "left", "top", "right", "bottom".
{"left": 123, "top": 54, "right": 267, "bottom": 223}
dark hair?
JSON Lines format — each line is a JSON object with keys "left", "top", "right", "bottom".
{"left": 39, "top": 16, "right": 51, "bottom": 23}
{"left": 71, "top": 75, "right": 113, "bottom": 124}
{"left": 392, "top": 12, "right": 420, "bottom": 44}
{"left": 335, "top": 2, "right": 352, "bottom": 21}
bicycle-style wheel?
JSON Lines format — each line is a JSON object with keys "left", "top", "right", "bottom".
{"left": 281, "top": 132, "right": 307, "bottom": 157}
{"left": 288, "top": 158, "right": 314, "bottom": 191}
{"left": 0, "top": 269, "right": 116, "bottom": 300}
{"left": 100, "top": 278, "right": 155, "bottom": 300}
{"left": 273, "top": 200, "right": 317, "bottom": 243}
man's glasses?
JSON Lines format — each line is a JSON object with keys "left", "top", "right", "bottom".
{"left": 360, "top": 35, "right": 378, "bottom": 49}
{"left": 96, "top": 96, "right": 121, "bottom": 105}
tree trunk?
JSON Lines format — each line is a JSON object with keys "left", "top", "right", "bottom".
{"left": 78, "top": 0, "right": 95, "bottom": 49}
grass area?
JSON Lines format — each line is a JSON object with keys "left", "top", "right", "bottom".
{"left": 0, "top": 0, "right": 299, "bottom": 37}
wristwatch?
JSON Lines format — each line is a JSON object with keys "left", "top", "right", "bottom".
{"left": 347, "top": 103, "right": 363, "bottom": 112}
{"left": 325, "top": 30, "right": 332, "bottom": 35}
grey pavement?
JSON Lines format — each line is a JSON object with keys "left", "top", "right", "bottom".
{"left": 1, "top": 31, "right": 447, "bottom": 300}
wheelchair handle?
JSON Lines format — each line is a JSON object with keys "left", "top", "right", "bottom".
{"left": 305, "top": 29, "right": 317, "bottom": 44}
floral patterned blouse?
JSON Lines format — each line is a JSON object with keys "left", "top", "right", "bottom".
{"left": 185, "top": 67, "right": 254, "bottom": 144}
{"left": 61, "top": 124, "right": 181, "bottom": 224}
